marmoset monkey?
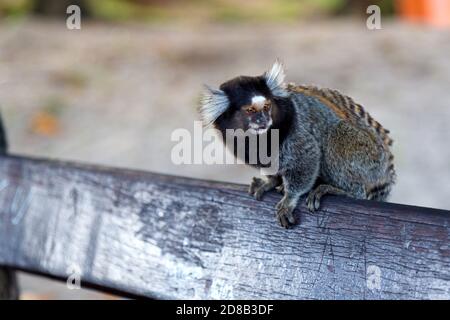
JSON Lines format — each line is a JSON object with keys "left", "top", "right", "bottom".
{"left": 199, "top": 61, "right": 395, "bottom": 228}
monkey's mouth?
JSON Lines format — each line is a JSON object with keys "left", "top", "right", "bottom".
{"left": 248, "top": 121, "right": 272, "bottom": 135}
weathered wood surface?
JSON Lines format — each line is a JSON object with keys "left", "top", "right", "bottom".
{"left": 0, "top": 154, "right": 450, "bottom": 300}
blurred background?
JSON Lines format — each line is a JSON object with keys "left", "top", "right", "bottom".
{"left": 1, "top": 0, "right": 450, "bottom": 299}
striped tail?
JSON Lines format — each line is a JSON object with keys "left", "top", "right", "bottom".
{"left": 367, "top": 152, "right": 396, "bottom": 201}
{"left": 367, "top": 181, "right": 392, "bottom": 201}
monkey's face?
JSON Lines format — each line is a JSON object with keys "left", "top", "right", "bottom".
{"left": 218, "top": 76, "right": 276, "bottom": 135}
{"left": 200, "top": 61, "right": 288, "bottom": 133}
{"left": 238, "top": 95, "right": 273, "bottom": 134}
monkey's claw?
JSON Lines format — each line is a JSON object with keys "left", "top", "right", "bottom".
{"left": 275, "top": 184, "right": 284, "bottom": 194}
{"left": 275, "top": 201, "right": 296, "bottom": 228}
{"left": 306, "top": 190, "right": 322, "bottom": 212}
{"left": 248, "top": 177, "right": 265, "bottom": 200}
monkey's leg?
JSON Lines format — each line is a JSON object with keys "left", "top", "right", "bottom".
{"left": 275, "top": 169, "right": 319, "bottom": 228}
{"left": 321, "top": 121, "right": 389, "bottom": 210}
{"left": 275, "top": 192, "right": 299, "bottom": 228}
{"left": 306, "top": 184, "right": 350, "bottom": 212}
{"left": 248, "top": 175, "right": 281, "bottom": 201}
{"left": 275, "top": 136, "right": 321, "bottom": 228}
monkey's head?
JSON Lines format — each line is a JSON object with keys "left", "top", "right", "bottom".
{"left": 200, "top": 61, "right": 289, "bottom": 134}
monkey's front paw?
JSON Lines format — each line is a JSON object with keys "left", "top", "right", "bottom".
{"left": 248, "top": 177, "right": 266, "bottom": 201}
{"left": 275, "top": 201, "right": 296, "bottom": 228}
{"left": 275, "top": 184, "right": 284, "bottom": 194}
{"left": 306, "top": 189, "right": 322, "bottom": 212}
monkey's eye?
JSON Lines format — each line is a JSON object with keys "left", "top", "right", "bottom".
{"left": 245, "top": 107, "right": 256, "bottom": 114}
{"left": 263, "top": 102, "right": 271, "bottom": 111}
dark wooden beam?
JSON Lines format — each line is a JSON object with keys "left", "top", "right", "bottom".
{"left": 0, "top": 154, "right": 449, "bottom": 299}
{"left": 0, "top": 268, "right": 18, "bottom": 300}
{"left": 0, "top": 114, "right": 17, "bottom": 300}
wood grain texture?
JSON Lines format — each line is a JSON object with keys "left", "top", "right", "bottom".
{"left": 0, "top": 154, "right": 449, "bottom": 299}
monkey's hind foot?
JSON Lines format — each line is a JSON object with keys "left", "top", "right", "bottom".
{"left": 306, "top": 184, "right": 349, "bottom": 212}
{"left": 248, "top": 176, "right": 281, "bottom": 201}
{"left": 275, "top": 197, "right": 297, "bottom": 228}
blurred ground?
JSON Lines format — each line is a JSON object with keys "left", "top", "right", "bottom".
{"left": 18, "top": 273, "right": 120, "bottom": 300}
{"left": 1, "top": 18, "right": 450, "bottom": 298}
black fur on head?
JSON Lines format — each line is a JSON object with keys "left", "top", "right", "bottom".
{"left": 200, "top": 61, "right": 291, "bottom": 135}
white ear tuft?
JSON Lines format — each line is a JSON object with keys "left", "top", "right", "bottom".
{"left": 264, "top": 60, "right": 288, "bottom": 97}
{"left": 199, "top": 85, "right": 230, "bottom": 127}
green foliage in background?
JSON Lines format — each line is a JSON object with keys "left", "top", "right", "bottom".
{"left": 90, "top": 0, "right": 353, "bottom": 23}
{"left": 379, "top": 0, "right": 395, "bottom": 15}
{"left": 88, "top": 0, "right": 170, "bottom": 22}
{"left": 0, "top": 0, "right": 32, "bottom": 18}
{"left": 0, "top": 0, "right": 394, "bottom": 22}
